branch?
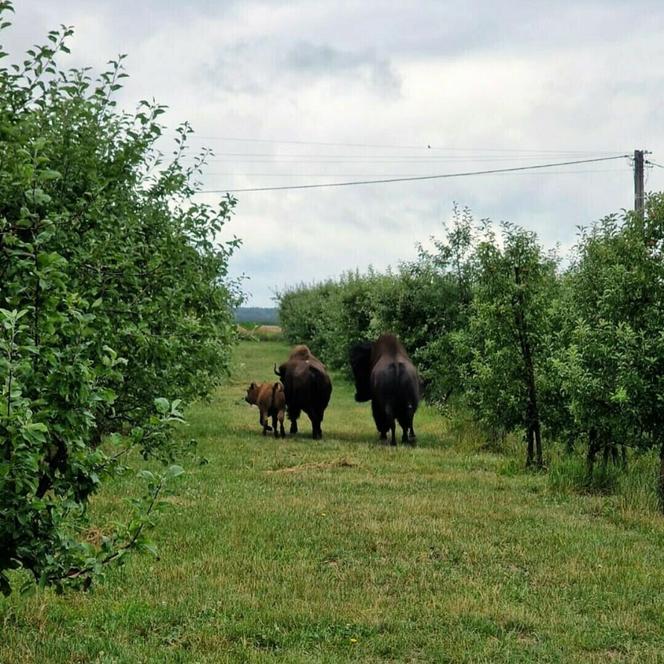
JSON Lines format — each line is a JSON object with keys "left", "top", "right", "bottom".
{"left": 61, "top": 475, "right": 164, "bottom": 582}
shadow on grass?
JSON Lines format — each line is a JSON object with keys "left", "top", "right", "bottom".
{"left": 236, "top": 422, "right": 442, "bottom": 451}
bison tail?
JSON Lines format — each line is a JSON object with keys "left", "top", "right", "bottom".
{"left": 271, "top": 381, "right": 284, "bottom": 408}
{"left": 309, "top": 365, "right": 331, "bottom": 403}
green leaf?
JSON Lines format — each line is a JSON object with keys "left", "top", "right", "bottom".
{"left": 154, "top": 397, "right": 170, "bottom": 414}
{"left": 166, "top": 464, "right": 184, "bottom": 479}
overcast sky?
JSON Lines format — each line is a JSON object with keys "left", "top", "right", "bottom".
{"left": 6, "top": 1, "right": 664, "bottom": 305}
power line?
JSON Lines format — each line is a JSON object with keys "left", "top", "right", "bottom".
{"left": 195, "top": 154, "right": 627, "bottom": 164}
{"left": 202, "top": 169, "right": 629, "bottom": 178}
{"left": 195, "top": 152, "right": 623, "bottom": 159}
{"left": 197, "top": 154, "right": 630, "bottom": 193}
{"left": 186, "top": 134, "right": 626, "bottom": 155}
{"left": 646, "top": 160, "right": 664, "bottom": 169}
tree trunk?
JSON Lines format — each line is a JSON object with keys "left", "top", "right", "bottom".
{"left": 659, "top": 440, "right": 664, "bottom": 513}
{"left": 586, "top": 428, "right": 598, "bottom": 482}
{"left": 513, "top": 265, "right": 543, "bottom": 468}
{"left": 533, "top": 419, "right": 543, "bottom": 467}
{"left": 565, "top": 432, "right": 575, "bottom": 455}
{"left": 602, "top": 443, "right": 610, "bottom": 470}
{"left": 526, "top": 426, "right": 534, "bottom": 467}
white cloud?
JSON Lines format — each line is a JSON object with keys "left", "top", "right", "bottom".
{"left": 5, "top": 1, "right": 664, "bottom": 305}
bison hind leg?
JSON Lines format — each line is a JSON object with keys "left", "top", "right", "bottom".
{"left": 313, "top": 409, "right": 326, "bottom": 440}
{"left": 397, "top": 414, "right": 416, "bottom": 446}
{"left": 288, "top": 407, "right": 300, "bottom": 434}
{"left": 372, "top": 400, "right": 390, "bottom": 442}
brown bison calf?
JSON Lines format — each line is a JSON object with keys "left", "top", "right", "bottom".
{"left": 245, "top": 381, "right": 286, "bottom": 438}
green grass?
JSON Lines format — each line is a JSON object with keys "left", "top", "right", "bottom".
{"left": 3, "top": 340, "right": 664, "bottom": 662}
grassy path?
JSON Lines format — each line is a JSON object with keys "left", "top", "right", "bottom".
{"left": 3, "top": 341, "right": 664, "bottom": 662}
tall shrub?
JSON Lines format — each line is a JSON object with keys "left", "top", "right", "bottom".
{"left": 460, "top": 224, "right": 559, "bottom": 467}
{"left": 0, "top": 4, "right": 239, "bottom": 592}
{"left": 558, "top": 199, "right": 664, "bottom": 495}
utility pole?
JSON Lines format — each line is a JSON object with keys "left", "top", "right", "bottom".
{"left": 634, "top": 149, "right": 645, "bottom": 215}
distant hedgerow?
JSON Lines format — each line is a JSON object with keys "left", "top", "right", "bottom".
{"left": 278, "top": 199, "right": 664, "bottom": 502}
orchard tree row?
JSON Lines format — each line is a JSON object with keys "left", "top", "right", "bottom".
{"left": 279, "top": 199, "right": 664, "bottom": 502}
{"left": 0, "top": 3, "right": 240, "bottom": 593}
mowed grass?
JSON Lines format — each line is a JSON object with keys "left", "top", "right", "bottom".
{"left": 3, "top": 340, "right": 664, "bottom": 663}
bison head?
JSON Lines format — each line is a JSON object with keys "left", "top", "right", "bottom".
{"left": 245, "top": 382, "right": 260, "bottom": 405}
{"left": 274, "top": 362, "right": 286, "bottom": 382}
{"left": 349, "top": 341, "right": 373, "bottom": 402}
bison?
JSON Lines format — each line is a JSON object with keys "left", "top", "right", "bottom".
{"left": 349, "top": 334, "right": 420, "bottom": 446}
{"left": 245, "top": 381, "right": 286, "bottom": 438}
{"left": 274, "top": 345, "right": 332, "bottom": 440}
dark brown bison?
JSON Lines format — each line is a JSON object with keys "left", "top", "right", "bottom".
{"left": 245, "top": 381, "right": 286, "bottom": 437}
{"left": 274, "top": 345, "right": 332, "bottom": 439}
{"left": 349, "top": 334, "right": 420, "bottom": 445}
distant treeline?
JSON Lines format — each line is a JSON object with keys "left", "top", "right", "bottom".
{"left": 278, "top": 200, "right": 664, "bottom": 505}
{"left": 235, "top": 307, "right": 279, "bottom": 324}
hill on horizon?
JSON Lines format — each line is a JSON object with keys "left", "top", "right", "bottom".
{"left": 234, "top": 307, "right": 279, "bottom": 324}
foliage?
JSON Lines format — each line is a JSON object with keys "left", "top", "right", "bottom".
{"left": 458, "top": 223, "right": 559, "bottom": 466}
{"left": 277, "top": 199, "right": 664, "bottom": 489}
{"left": 279, "top": 273, "right": 378, "bottom": 370}
{"left": 0, "top": 2, "right": 239, "bottom": 593}
{"left": 556, "top": 197, "right": 664, "bottom": 491}
{"left": 278, "top": 206, "right": 476, "bottom": 402}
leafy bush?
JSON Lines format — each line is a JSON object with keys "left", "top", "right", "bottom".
{"left": 458, "top": 223, "right": 559, "bottom": 467}
{"left": 0, "top": 3, "right": 240, "bottom": 592}
{"left": 278, "top": 207, "right": 475, "bottom": 401}
{"left": 556, "top": 198, "right": 664, "bottom": 494}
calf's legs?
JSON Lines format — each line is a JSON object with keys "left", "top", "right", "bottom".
{"left": 273, "top": 410, "right": 286, "bottom": 438}
{"left": 260, "top": 410, "right": 271, "bottom": 436}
